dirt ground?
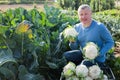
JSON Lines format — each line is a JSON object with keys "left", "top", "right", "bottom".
{"left": 0, "top": 4, "right": 54, "bottom": 11}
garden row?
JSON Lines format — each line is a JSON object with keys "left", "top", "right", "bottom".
{"left": 0, "top": 5, "right": 120, "bottom": 80}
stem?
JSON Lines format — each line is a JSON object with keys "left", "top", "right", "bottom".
{"left": 21, "top": 33, "right": 24, "bottom": 55}
{"left": 44, "top": 28, "right": 51, "bottom": 55}
{"left": 2, "top": 37, "right": 12, "bottom": 54}
{"left": 2, "top": 38, "right": 9, "bottom": 49}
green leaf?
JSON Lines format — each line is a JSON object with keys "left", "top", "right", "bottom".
{"left": 29, "top": 50, "right": 39, "bottom": 70}
{"left": 18, "top": 65, "right": 45, "bottom": 80}
{"left": 39, "top": 12, "right": 46, "bottom": 26}
{"left": 5, "top": 9, "right": 15, "bottom": 20}
{"left": 46, "top": 61, "right": 58, "bottom": 69}
{"left": 0, "top": 13, "right": 3, "bottom": 24}
{"left": 14, "top": 7, "right": 27, "bottom": 21}
{"left": 7, "top": 39, "right": 16, "bottom": 48}
{"left": 0, "top": 49, "right": 16, "bottom": 67}
{"left": 0, "top": 67, "right": 16, "bottom": 80}
{"left": 0, "top": 24, "right": 9, "bottom": 34}
{"left": 11, "top": 18, "right": 19, "bottom": 27}
{"left": 46, "top": 19, "right": 57, "bottom": 27}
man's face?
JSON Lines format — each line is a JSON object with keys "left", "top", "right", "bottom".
{"left": 78, "top": 8, "right": 92, "bottom": 26}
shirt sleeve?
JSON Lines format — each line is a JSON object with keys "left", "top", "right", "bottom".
{"left": 99, "top": 24, "right": 114, "bottom": 57}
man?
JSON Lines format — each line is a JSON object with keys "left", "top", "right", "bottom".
{"left": 63, "top": 4, "right": 114, "bottom": 66}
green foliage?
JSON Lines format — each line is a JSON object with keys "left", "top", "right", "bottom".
{"left": 0, "top": 5, "right": 120, "bottom": 80}
{"left": 57, "top": 0, "right": 115, "bottom": 11}
{"left": 0, "top": 49, "right": 16, "bottom": 67}
{"left": 90, "top": 0, "right": 115, "bottom": 12}
{"left": 93, "top": 9, "right": 120, "bottom": 41}
{"left": 0, "top": 0, "right": 51, "bottom": 4}
{"left": 18, "top": 65, "right": 45, "bottom": 80}
{"left": 57, "top": 0, "right": 76, "bottom": 9}
{"left": 0, "top": 67, "right": 16, "bottom": 80}
{"left": 106, "top": 56, "right": 120, "bottom": 80}
{"left": 0, "top": 5, "right": 78, "bottom": 80}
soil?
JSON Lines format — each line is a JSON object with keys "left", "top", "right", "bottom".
{"left": 0, "top": 4, "right": 54, "bottom": 11}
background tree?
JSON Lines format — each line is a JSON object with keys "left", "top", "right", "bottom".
{"left": 57, "top": 0, "right": 115, "bottom": 11}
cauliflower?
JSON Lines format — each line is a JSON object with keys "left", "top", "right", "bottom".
{"left": 63, "top": 62, "right": 76, "bottom": 71}
{"left": 83, "top": 42, "right": 99, "bottom": 60}
{"left": 66, "top": 76, "right": 79, "bottom": 80}
{"left": 103, "top": 74, "right": 108, "bottom": 80}
{"left": 89, "top": 65, "right": 101, "bottom": 79}
{"left": 84, "top": 76, "right": 93, "bottom": 80}
{"left": 75, "top": 64, "right": 88, "bottom": 77}
{"left": 63, "top": 69, "right": 74, "bottom": 78}
{"left": 62, "top": 25, "right": 78, "bottom": 42}
{"left": 63, "top": 62, "right": 76, "bottom": 77}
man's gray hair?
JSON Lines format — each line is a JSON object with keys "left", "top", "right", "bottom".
{"left": 78, "top": 4, "right": 91, "bottom": 13}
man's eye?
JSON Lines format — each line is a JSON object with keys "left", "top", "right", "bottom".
{"left": 80, "top": 14, "right": 83, "bottom": 16}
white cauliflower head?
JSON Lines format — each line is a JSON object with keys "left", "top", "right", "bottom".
{"left": 83, "top": 42, "right": 99, "bottom": 60}
{"left": 89, "top": 65, "right": 101, "bottom": 79}
{"left": 63, "top": 25, "right": 78, "bottom": 41}
{"left": 63, "top": 69, "right": 74, "bottom": 78}
{"left": 63, "top": 62, "right": 76, "bottom": 71}
{"left": 103, "top": 74, "right": 108, "bottom": 80}
{"left": 66, "top": 76, "right": 79, "bottom": 80}
{"left": 75, "top": 64, "right": 88, "bottom": 77}
{"left": 63, "top": 62, "right": 76, "bottom": 77}
{"left": 84, "top": 76, "right": 93, "bottom": 80}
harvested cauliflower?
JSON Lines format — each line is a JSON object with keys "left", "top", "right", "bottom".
{"left": 63, "top": 62, "right": 76, "bottom": 77}
{"left": 89, "top": 65, "right": 102, "bottom": 79}
{"left": 62, "top": 25, "right": 78, "bottom": 42}
{"left": 75, "top": 64, "right": 88, "bottom": 77}
{"left": 83, "top": 42, "right": 99, "bottom": 60}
